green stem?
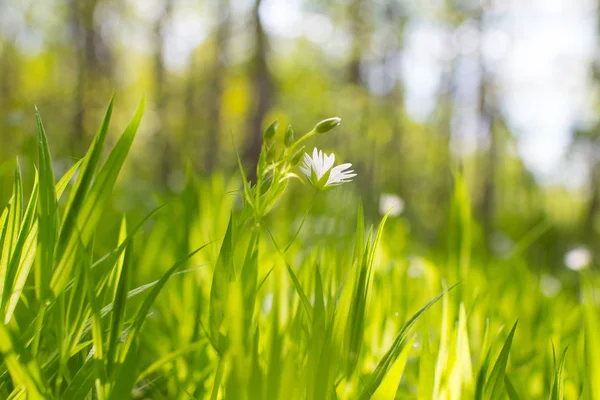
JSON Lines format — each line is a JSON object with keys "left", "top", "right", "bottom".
{"left": 283, "top": 190, "right": 317, "bottom": 254}
{"left": 31, "top": 303, "right": 46, "bottom": 356}
{"left": 210, "top": 356, "right": 225, "bottom": 400}
{"left": 290, "top": 129, "right": 316, "bottom": 151}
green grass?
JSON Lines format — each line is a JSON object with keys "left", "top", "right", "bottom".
{"left": 0, "top": 98, "right": 595, "bottom": 399}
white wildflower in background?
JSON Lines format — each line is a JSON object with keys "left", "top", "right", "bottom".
{"left": 300, "top": 147, "right": 356, "bottom": 190}
{"left": 540, "top": 274, "right": 562, "bottom": 298}
{"left": 379, "top": 193, "right": 405, "bottom": 216}
{"left": 564, "top": 245, "right": 592, "bottom": 271}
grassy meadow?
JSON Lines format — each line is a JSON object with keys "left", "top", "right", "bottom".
{"left": 0, "top": 98, "right": 596, "bottom": 400}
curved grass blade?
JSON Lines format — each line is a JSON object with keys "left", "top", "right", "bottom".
{"left": 484, "top": 321, "right": 518, "bottom": 400}
{"left": 359, "top": 284, "right": 457, "bottom": 399}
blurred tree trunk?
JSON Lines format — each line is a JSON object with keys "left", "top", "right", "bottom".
{"left": 153, "top": 0, "right": 174, "bottom": 186}
{"left": 585, "top": 159, "right": 600, "bottom": 238}
{"left": 347, "top": 0, "right": 365, "bottom": 85}
{"left": 0, "top": 39, "right": 19, "bottom": 161}
{"left": 244, "top": 0, "right": 274, "bottom": 183}
{"left": 69, "top": 0, "right": 114, "bottom": 154}
{"left": 383, "top": 2, "right": 407, "bottom": 183}
{"left": 205, "top": 0, "right": 230, "bottom": 173}
{"left": 474, "top": 7, "right": 497, "bottom": 246}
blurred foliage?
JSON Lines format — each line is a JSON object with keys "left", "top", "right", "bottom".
{"left": 0, "top": 0, "right": 598, "bottom": 270}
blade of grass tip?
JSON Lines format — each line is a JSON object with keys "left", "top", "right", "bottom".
{"left": 120, "top": 243, "right": 211, "bottom": 359}
{"left": 371, "top": 336, "right": 415, "bottom": 400}
{"left": 285, "top": 260, "right": 313, "bottom": 322}
{"left": 417, "top": 328, "right": 434, "bottom": 400}
{"left": 347, "top": 207, "right": 388, "bottom": 381}
{"left": 0, "top": 203, "right": 9, "bottom": 254}
{"left": 106, "top": 218, "right": 132, "bottom": 376}
{"left": 56, "top": 95, "right": 114, "bottom": 266}
{"left": 283, "top": 192, "right": 316, "bottom": 254}
{"left": 4, "top": 171, "right": 39, "bottom": 323}
{"left": 55, "top": 159, "right": 84, "bottom": 199}
{"left": 549, "top": 346, "right": 569, "bottom": 400}
{"left": 359, "top": 284, "right": 458, "bottom": 399}
{"left": 52, "top": 96, "right": 143, "bottom": 296}
{"left": 448, "top": 168, "right": 471, "bottom": 300}
{"left": 56, "top": 96, "right": 114, "bottom": 254}
{"left": 433, "top": 287, "right": 451, "bottom": 399}
{"left": 209, "top": 213, "right": 236, "bottom": 351}
{"left": 233, "top": 137, "right": 254, "bottom": 211}
{"left": 484, "top": 321, "right": 518, "bottom": 400}
{"left": 307, "top": 264, "right": 327, "bottom": 398}
{"left": 475, "top": 320, "right": 493, "bottom": 400}
{"left": 5, "top": 210, "right": 38, "bottom": 324}
{"left": 91, "top": 204, "right": 166, "bottom": 280}
{"left": 263, "top": 224, "right": 313, "bottom": 322}
{"left": 35, "top": 107, "right": 58, "bottom": 303}
{"left": 344, "top": 230, "right": 372, "bottom": 378}
{"left": 0, "top": 164, "right": 24, "bottom": 310}
{"left": 31, "top": 160, "right": 85, "bottom": 355}
{"left": 504, "top": 375, "right": 521, "bottom": 400}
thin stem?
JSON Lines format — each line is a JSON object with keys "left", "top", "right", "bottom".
{"left": 290, "top": 129, "right": 316, "bottom": 151}
{"left": 283, "top": 190, "right": 317, "bottom": 254}
{"left": 210, "top": 356, "right": 225, "bottom": 400}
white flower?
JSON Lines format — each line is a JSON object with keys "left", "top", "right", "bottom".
{"left": 379, "top": 193, "right": 405, "bottom": 216}
{"left": 540, "top": 274, "right": 562, "bottom": 297}
{"left": 299, "top": 148, "right": 356, "bottom": 190}
{"left": 564, "top": 245, "right": 592, "bottom": 271}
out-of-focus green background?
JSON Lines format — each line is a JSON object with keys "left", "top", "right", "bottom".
{"left": 0, "top": 0, "right": 597, "bottom": 271}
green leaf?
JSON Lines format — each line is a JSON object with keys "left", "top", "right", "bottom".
{"left": 484, "top": 321, "right": 518, "bottom": 400}
{"left": 3, "top": 171, "right": 39, "bottom": 322}
{"left": 372, "top": 337, "right": 415, "bottom": 399}
{"left": 209, "top": 213, "right": 236, "bottom": 349}
{"left": 549, "top": 346, "right": 569, "bottom": 400}
{"left": 241, "top": 232, "right": 259, "bottom": 334}
{"left": 106, "top": 218, "right": 132, "bottom": 375}
{"left": 107, "top": 339, "right": 139, "bottom": 400}
{"left": 359, "top": 285, "right": 457, "bottom": 399}
{"left": 504, "top": 375, "right": 521, "bottom": 400}
{"left": 51, "top": 97, "right": 144, "bottom": 296}
{"left": 0, "top": 164, "right": 24, "bottom": 309}
{"left": 0, "top": 322, "right": 49, "bottom": 398}
{"left": 120, "top": 243, "right": 211, "bottom": 359}
{"left": 285, "top": 261, "right": 313, "bottom": 322}
{"left": 35, "top": 107, "right": 58, "bottom": 302}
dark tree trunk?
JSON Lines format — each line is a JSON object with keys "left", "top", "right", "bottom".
{"left": 347, "top": 0, "right": 365, "bottom": 85}
{"left": 205, "top": 0, "right": 230, "bottom": 173}
{"left": 153, "top": 0, "right": 174, "bottom": 186}
{"left": 585, "top": 161, "right": 600, "bottom": 238}
{"left": 243, "top": 0, "right": 273, "bottom": 183}
{"left": 69, "top": 0, "right": 114, "bottom": 155}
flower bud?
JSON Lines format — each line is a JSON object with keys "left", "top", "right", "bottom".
{"left": 284, "top": 125, "right": 294, "bottom": 147}
{"left": 314, "top": 117, "right": 341, "bottom": 133}
{"left": 263, "top": 120, "right": 279, "bottom": 140}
